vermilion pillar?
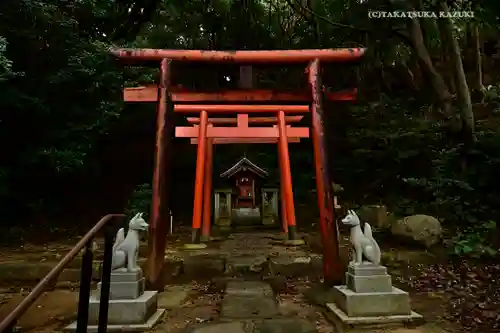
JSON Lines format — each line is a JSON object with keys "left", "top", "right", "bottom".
{"left": 309, "top": 59, "right": 342, "bottom": 285}
{"left": 146, "top": 58, "right": 172, "bottom": 290}
{"left": 278, "top": 144, "right": 288, "bottom": 234}
{"left": 277, "top": 110, "right": 298, "bottom": 241}
{"left": 190, "top": 110, "right": 208, "bottom": 244}
{"left": 201, "top": 135, "right": 214, "bottom": 242}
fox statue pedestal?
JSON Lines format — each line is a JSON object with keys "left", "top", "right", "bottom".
{"left": 326, "top": 262, "right": 422, "bottom": 328}
{"left": 65, "top": 269, "right": 165, "bottom": 332}
{"left": 326, "top": 210, "right": 422, "bottom": 329}
{"left": 65, "top": 213, "right": 165, "bottom": 332}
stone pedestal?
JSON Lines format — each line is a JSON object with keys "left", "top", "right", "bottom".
{"left": 326, "top": 262, "right": 422, "bottom": 328}
{"left": 65, "top": 269, "right": 165, "bottom": 332}
{"left": 261, "top": 188, "right": 279, "bottom": 225}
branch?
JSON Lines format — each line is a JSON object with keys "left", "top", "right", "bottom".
{"left": 286, "top": 0, "right": 367, "bottom": 32}
{"left": 282, "top": 0, "right": 413, "bottom": 47}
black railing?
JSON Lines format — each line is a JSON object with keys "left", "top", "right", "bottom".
{"left": 0, "top": 214, "right": 125, "bottom": 333}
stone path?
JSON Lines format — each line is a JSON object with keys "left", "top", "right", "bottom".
{"left": 188, "top": 280, "right": 318, "bottom": 333}
{"left": 0, "top": 233, "right": 453, "bottom": 333}
{"left": 0, "top": 233, "right": 324, "bottom": 286}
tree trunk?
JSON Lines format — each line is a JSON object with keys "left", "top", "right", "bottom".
{"left": 438, "top": 1, "right": 476, "bottom": 171}
{"left": 409, "top": 51, "right": 423, "bottom": 89}
{"left": 469, "top": 23, "right": 486, "bottom": 100}
{"left": 437, "top": 18, "right": 456, "bottom": 93}
{"left": 407, "top": 16, "right": 452, "bottom": 116}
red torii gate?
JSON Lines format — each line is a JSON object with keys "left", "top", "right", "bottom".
{"left": 177, "top": 107, "right": 308, "bottom": 244}
{"left": 112, "top": 48, "right": 365, "bottom": 289}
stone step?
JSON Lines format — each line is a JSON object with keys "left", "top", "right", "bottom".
{"left": 188, "top": 319, "right": 318, "bottom": 333}
{"left": 220, "top": 281, "right": 279, "bottom": 320}
{"left": 189, "top": 278, "right": 319, "bottom": 333}
{"left": 0, "top": 251, "right": 320, "bottom": 285}
{"left": 180, "top": 253, "right": 322, "bottom": 280}
{"left": 0, "top": 257, "right": 185, "bottom": 286}
{"left": 226, "top": 281, "right": 275, "bottom": 298}
{"left": 221, "top": 295, "right": 280, "bottom": 320}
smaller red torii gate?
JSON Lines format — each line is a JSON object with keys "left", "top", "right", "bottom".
{"left": 112, "top": 48, "right": 365, "bottom": 289}
{"left": 185, "top": 114, "right": 306, "bottom": 239}
{"left": 176, "top": 110, "right": 308, "bottom": 245}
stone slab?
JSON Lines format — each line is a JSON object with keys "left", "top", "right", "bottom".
{"left": 190, "top": 322, "right": 247, "bottom": 333}
{"left": 183, "top": 243, "right": 208, "bottom": 250}
{"left": 262, "top": 216, "right": 276, "bottom": 225}
{"left": 332, "top": 286, "right": 411, "bottom": 317}
{"left": 267, "top": 255, "right": 313, "bottom": 277}
{"left": 88, "top": 290, "right": 158, "bottom": 325}
{"left": 326, "top": 302, "right": 422, "bottom": 326}
{"left": 182, "top": 255, "right": 225, "bottom": 278}
{"left": 158, "top": 286, "right": 190, "bottom": 309}
{"left": 347, "top": 263, "right": 387, "bottom": 277}
{"left": 96, "top": 278, "right": 145, "bottom": 300}
{"left": 284, "top": 239, "right": 306, "bottom": 246}
{"left": 225, "top": 256, "right": 268, "bottom": 274}
{"left": 64, "top": 308, "right": 165, "bottom": 332}
{"left": 346, "top": 272, "right": 392, "bottom": 293}
{"left": 226, "top": 281, "right": 274, "bottom": 298}
{"left": 221, "top": 295, "right": 279, "bottom": 319}
{"left": 109, "top": 270, "right": 143, "bottom": 283}
{"left": 254, "top": 318, "right": 318, "bottom": 333}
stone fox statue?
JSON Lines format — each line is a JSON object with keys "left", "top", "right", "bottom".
{"left": 112, "top": 212, "right": 149, "bottom": 272}
{"left": 341, "top": 210, "right": 381, "bottom": 265}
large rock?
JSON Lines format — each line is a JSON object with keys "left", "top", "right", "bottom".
{"left": 357, "top": 205, "right": 391, "bottom": 229}
{"left": 390, "top": 214, "right": 442, "bottom": 248}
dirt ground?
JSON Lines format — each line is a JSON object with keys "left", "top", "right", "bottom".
{"left": 0, "top": 288, "right": 78, "bottom": 332}
{"left": 0, "top": 233, "right": 499, "bottom": 333}
{"left": 0, "top": 280, "right": 333, "bottom": 333}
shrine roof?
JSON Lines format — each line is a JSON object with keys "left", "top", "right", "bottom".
{"left": 220, "top": 157, "right": 268, "bottom": 179}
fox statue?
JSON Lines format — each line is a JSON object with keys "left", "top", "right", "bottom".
{"left": 341, "top": 209, "right": 381, "bottom": 265}
{"left": 111, "top": 212, "right": 149, "bottom": 272}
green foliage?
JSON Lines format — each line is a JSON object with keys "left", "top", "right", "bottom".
{"left": 0, "top": 36, "right": 13, "bottom": 80}
{"left": 452, "top": 221, "right": 498, "bottom": 258}
{"left": 124, "top": 183, "right": 152, "bottom": 218}
{"left": 336, "top": 95, "right": 500, "bottom": 227}
{"left": 0, "top": 0, "right": 498, "bottom": 257}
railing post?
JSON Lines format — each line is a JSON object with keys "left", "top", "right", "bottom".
{"left": 5, "top": 322, "right": 21, "bottom": 333}
{"left": 97, "top": 225, "right": 115, "bottom": 333}
{"left": 76, "top": 240, "right": 94, "bottom": 333}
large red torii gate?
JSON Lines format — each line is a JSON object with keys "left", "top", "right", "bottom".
{"left": 112, "top": 48, "right": 365, "bottom": 289}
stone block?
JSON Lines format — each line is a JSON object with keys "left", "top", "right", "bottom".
{"left": 64, "top": 309, "right": 165, "bottom": 332}
{"left": 226, "top": 281, "right": 274, "bottom": 298}
{"left": 88, "top": 290, "right": 159, "bottom": 325}
{"left": 96, "top": 278, "right": 145, "bottom": 300}
{"left": 225, "top": 255, "right": 267, "bottom": 274}
{"left": 332, "top": 285, "right": 411, "bottom": 317}
{"left": 158, "top": 286, "right": 190, "bottom": 309}
{"left": 268, "top": 254, "right": 312, "bottom": 277}
{"left": 346, "top": 272, "right": 392, "bottom": 293}
{"left": 183, "top": 243, "right": 208, "bottom": 250}
{"left": 110, "top": 270, "right": 143, "bottom": 283}
{"left": 221, "top": 295, "right": 279, "bottom": 319}
{"left": 182, "top": 255, "right": 225, "bottom": 278}
{"left": 190, "top": 322, "right": 247, "bottom": 333}
{"left": 326, "top": 302, "right": 423, "bottom": 327}
{"left": 347, "top": 262, "right": 387, "bottom": 277}
{"left": 254, "top": 318, "right": 318, "bottom": 333}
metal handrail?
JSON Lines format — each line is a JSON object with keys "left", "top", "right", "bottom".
{"left": 0, "top": 213, "right": 125, "bottom": 333}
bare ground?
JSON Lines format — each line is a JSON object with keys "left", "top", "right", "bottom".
{"left": 0, "top": 232, "right": 499, "bottom": 333}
